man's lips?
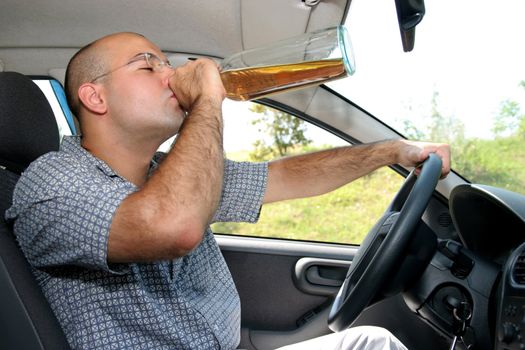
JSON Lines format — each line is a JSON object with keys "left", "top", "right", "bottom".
{"left": 169, "top": 92, "right": 185, "bottom": 115}
{"left": 169, "top": 92, "right": 180, "bottom": 106}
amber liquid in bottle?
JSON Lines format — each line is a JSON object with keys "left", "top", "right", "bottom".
{"left": 220, "top": 58, "right": 346, "bottom": 101}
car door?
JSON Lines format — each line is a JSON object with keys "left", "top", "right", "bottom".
{"left": 213, "top": 100, "right": 452, "bottom": 350}
{"left": 220, "top": 235, "right": 354, "bottom": 349}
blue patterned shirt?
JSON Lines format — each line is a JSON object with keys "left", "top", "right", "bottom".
{"left": 5, "top": 136, "right": 268, "bottom": 350}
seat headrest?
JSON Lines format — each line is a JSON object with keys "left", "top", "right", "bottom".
{"left": 0, "top": 72, "right": 60, "bottom": 174}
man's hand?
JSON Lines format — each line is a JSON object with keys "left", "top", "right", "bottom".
{"left": 108, "top": 58, "right": 226, "bottom": 263}
{"left": 168, "top": 58, "right": 226, "bottom": 112}
{"left": 395, "top": 140, "right": 451, "bottom": 179}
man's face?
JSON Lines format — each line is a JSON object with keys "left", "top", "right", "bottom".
{"left": 97, "top": 33, "right": 184, "bottom": 144}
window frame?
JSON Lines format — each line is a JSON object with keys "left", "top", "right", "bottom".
{"left": 214, "top": 99, "right": 408, "bottom": 245}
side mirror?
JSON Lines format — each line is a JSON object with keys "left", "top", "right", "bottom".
{"left": 394, "top": 0, "right": 425, "bottom": 52}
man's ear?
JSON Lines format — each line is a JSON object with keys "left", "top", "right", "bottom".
{"left": 77, "top": 83, "right": 107, "bottom": 115}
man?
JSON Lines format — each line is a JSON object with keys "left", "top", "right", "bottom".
{"left": 6, "top": 32, "right": 450, "bottom": 349}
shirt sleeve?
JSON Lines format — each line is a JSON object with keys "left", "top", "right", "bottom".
{"left": 5, "top": 154, "right": 132, "bottom": 273}
{"left": 212, "top": 159, "right": 268, "bottom": 223}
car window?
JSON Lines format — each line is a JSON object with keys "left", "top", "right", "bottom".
{"left": 212, "top": 101, "right": 404, "bottom": 245}
{"left": 33, "top": 79, "right": 76, "bottom": 139}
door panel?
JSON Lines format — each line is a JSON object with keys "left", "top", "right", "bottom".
{"left": 217, "top": 235, "right": 357, "bottom": 348}
{"left": 218, "top": 234, "right": 451, "bottom": 350}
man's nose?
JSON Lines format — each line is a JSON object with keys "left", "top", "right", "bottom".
{"left": 162, "top": 66, "right": 175, "bottom": 86}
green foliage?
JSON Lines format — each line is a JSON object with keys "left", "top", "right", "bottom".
{"left": 409, "top": 85, "right": 525, "bottom": 194}
{"left": 455, "top": 82, "right": 525, "bottom": 193}
{"left": 212, "top": 167, "right": 403, "bottom": 244}
{"left": 492, "top": 100, "right": 523, "bottom": 137}
{"left": 249, "top": 104, "right": 312, "bottom": 161}
{"left": 454, "top": 137, "right": 525, "bottom": 192}
{"left": 214, "top": 84, "right": 525, "bottom": 244}
{"left": 427, "top": 91, "right": 466, "bottom": 144}
{"left": 493, "top": 81, "right": 525, "bottom": 138}
{"left": 401, "top": 120, "right": 426, "bottom": 140}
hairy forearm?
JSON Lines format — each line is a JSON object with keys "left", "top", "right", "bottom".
{"left": 264, "top": 140, "right": 400, "bottom": 203}
{"left": 109, "top": 98, "right": 224, "bottom": 261}
{"left": 154, "top": 98, "right": 224, "bottom": 222}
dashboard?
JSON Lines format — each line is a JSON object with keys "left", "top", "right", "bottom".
{"left": 450, "top": 184, "right": 525, "bottom": 263}
{"left": 449, "top": 184, "right": 525, "bottom": 350}
{"left": 403, "top": 184, "right": 525, "bottom": 349}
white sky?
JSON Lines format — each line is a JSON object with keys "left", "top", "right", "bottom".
{"left": 222, "top": 100, "right": 346, "bottom": 152}
{"left": 223, "top": 0, "right": 525, "bottom": 151}
{"left": 330, "top": 0, "right": 525, "bottom": 138}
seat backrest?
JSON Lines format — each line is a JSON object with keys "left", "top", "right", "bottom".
{"left": 0, "top": 71, "right": 71, "bottom": 349}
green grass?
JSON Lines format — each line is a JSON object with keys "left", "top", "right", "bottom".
{"left": 454, "top": 136, "right": 525, "bottom": 193}
{"left": 212, "top": 167, "right": 403, "bottom": 244}
{"left": 214, "top": 135, "right": 525, "bottom": 244}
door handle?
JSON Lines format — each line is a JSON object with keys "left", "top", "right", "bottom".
{"left": 306, "top": 265, "right": 344, "bottom": 287}
{"left": 294, "top": 257, "right": 351, "bottom": 296}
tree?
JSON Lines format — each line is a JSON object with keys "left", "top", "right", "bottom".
{"left": 492, "top": 100, "right": 522, "bottom": 136}
{"left": 492, "top": 81, "right": 525, "bottom": 138}
{"left": 400, "top": 119, "right": 426, "bottom": 140}
{"left": 249, "top": 104, "right": 312, "bottom": 161}
{"left": 458, "top": 80, "right": 525, "bottom": 191}
{"left": 428, "top": 91, "right": 465, "bottom": 144}
{"left": 397, "top": 87, "right": 524, "bottom": 193}
{"left": 401, "top": 90, "right": 465, "bottom": 144}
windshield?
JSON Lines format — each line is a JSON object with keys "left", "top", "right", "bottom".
{"left": 329, "top": 0, "right": 525, "bottom": 194}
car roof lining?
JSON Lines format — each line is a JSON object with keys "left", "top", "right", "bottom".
{"left": 0, "top": 0, "right": 348, "bottom": 78}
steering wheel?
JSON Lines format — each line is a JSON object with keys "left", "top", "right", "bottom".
{"left": 328, "top": 153, "right": 443, "bottom": 332}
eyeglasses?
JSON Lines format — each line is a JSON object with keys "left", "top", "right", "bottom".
{"left": 90, "top": 52, "right": 173, "bottom": 83}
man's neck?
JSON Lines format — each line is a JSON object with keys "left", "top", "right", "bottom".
{"left": 81, "top": 136, "right": 158, "bottom": 187}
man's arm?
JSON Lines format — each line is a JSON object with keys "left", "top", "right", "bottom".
{"left": 108, "top": 59, "right": 226, "bottom": 262}
{"left": 264, "top": 139, "right": 450, "bottom": 204}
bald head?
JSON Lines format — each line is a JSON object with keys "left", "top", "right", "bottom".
{"left": 65, "top": 40, "right": 105, "bottom": 117}
{"left": 64, "top": 32, "right": 146, "bottom": 117}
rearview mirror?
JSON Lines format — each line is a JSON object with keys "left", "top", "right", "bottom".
{"left": 394, "top": 0, "right": 425, "bottom": 52}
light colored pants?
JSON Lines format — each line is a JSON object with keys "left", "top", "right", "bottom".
{"left": 276, "top": 326, "right": 408, "bottom": 350}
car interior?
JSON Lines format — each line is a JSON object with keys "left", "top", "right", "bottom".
{"left": 1, "top": 1, "right": 525, "bottom": 350}
{"left": 0, "top": 71, "right": 69, "bottom": 349}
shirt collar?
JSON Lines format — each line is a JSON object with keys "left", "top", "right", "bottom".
{"left": 60, "top": 136, "right": 122, "bottom": 178}
{"left": 61, "top": 136, "right": 161, "bottom": 180}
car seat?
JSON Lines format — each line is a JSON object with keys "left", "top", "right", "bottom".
{"left": 0, "top": 71, "right": 71, "bottom": 349}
